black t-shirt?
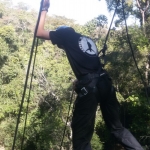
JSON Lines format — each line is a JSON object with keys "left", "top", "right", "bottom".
{"left": 50, "top": 27, "right": 102, "bottom": 79}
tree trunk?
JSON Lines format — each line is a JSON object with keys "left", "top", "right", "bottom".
{"left": 145, "top": 62, "right": 149, "bottom": 86}
{"left": 141, "top": 10, "right": 145, "bottom": 26}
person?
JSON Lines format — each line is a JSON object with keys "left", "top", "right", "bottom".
{"left": 36, "top": 0, "right": 144, "bottom": 149}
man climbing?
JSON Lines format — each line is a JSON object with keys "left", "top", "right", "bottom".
{"left": 36, "top": 0, "right": 144, "bottom": 149}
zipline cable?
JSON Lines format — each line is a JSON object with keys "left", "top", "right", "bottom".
{"left": 122, "top": 0, "right": 150, "bottom": 104}
{"left": 60, "top": 89, "right": 74, "bottom": 150}
{"left": 12, "top": 0, "right": 44, "bottom": 149}
{"left": 99, "top": 0, "right": 120, "bottom": 65}
{"left": 20, "top": 39, "right": 39, "bottom": 150}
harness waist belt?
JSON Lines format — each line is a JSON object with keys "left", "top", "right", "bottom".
{"left": 79, "top": 72, "right": 106, "bottom": 81}
{"left": 76, "top": 72, "right": 107, "bottom": 97}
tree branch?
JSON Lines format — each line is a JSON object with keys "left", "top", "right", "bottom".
{"left": 144, "top": 0, "right": 150, "bottom": 12}
{"left": 136, "top": 0, "right": 141, "bottom": 9}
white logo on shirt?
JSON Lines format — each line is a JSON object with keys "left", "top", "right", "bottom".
{"left": 78, "top": 36, "right": 98, "bottom": 56}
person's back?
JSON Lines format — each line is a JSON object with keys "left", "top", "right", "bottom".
{"left": 50, "top": 26, "right": 102, "bottom": 79}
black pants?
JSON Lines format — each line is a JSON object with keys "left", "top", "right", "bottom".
{"left": 71, "top": 75, "right": 144, "bottom": 150}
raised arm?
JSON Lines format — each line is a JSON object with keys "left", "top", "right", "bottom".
{"left": 36, "top": 0, "right": 50, "bottom": 40}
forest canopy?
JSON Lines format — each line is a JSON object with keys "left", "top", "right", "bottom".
{"left": 0, "top": 0, "right": 150, "bottom": 149}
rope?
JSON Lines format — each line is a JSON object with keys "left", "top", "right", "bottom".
{"left": 60, "top": 89, "right": 74, "bottom": 150}
{"left": 20, "top": 39, "right": 39, "bottom": 150}
{"left": 104, "top": 0, "right": 120, "bottom": 48}
{"left": 122, "top": 0, "right": 150, "bottom": 104}
{"left": 12, "top": 0, "right": 44, "bottom": 149}
{"left": 99, "top": 0, "right": 120, "bottom": 65}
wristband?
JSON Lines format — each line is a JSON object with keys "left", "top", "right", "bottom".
{"left": 41, "top": 8, "right": 48, "bottom": 12}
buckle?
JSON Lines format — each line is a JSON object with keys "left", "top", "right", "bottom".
{"left": 100, "top": 73, "right": 105, "bottom": 76}
{"left": 81, "top": 87, "right": 88, "bottom": 95}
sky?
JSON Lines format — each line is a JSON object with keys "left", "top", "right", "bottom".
{"left": 11, "top": 0, "right": 112, "bottom": 25}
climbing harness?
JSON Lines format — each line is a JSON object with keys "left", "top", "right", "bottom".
{"left": 75, "top": 71, "right": 107, "bottom": 97}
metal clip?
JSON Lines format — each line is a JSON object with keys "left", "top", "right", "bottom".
{"left": 100, "top": 73, "right": 105, "bottom": 76}
{"left": 81, "top": 87, "right": 88, "bottom": 95}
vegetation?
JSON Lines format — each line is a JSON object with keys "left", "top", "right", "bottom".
{"left": 0, "top": 0, "right": 150, "bottom": 149}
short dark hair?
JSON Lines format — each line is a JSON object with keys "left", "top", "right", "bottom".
{"left": 56, "top": 25, "right": 75, "bottom": 32}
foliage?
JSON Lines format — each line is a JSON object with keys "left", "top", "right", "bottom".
{"left": 0, "top": 0, "right": 150, "bottom": 149}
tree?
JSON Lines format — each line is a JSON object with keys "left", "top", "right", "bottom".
{"left": 15, "top": 2, "right": 30, "bottom": 11}
{"left": 102, "top": 0, "right": 150, "bottom": 28}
